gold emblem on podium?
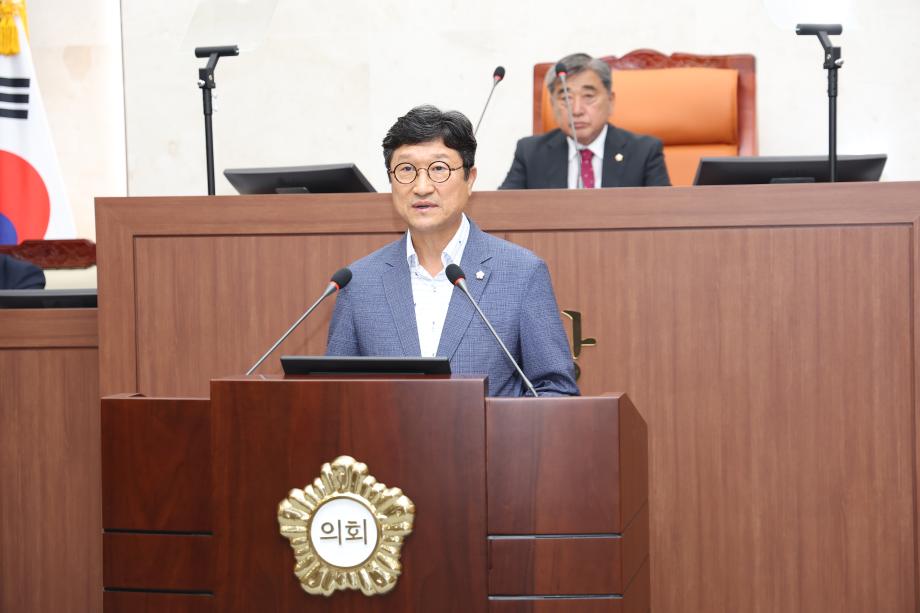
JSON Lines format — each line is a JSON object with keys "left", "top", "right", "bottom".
{"left": 278, "top": 456, "right": 415, "bottom": 597}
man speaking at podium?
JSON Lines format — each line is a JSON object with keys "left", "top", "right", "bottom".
{"left": 326, "top": 105, "right": 579, "bottom": 397}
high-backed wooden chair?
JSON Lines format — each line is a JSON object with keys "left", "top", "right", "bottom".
{"left": 534, "top": 50, "right": 757, "bottom": 186}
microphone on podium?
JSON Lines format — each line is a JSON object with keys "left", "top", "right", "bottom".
{"left": 795, "top": 23, "right": 844, "bottom": 182}
{"left": 445, "top": 264, "right": 539, "bottom": 397}
{"left": 554, "top": 61, "right": 583, "bottom": 189}
{"left": 194, "top": 45, "right": 240, "bottom": 59}
{"left": 795, "top": 24, "right": 842, "bottom": 36}
{"left": 245, "top": 267, "right": 352, "bottom": 375}
{"left": 194, "top": 44, "right": 240, "bottom": 195}
{"left": 473, "top": 65, "right": 506, "bottom": 136}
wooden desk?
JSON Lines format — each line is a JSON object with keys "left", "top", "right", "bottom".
{"left": 0, "top": 308, "right": 100, "bottom": 613}
{"left": 96, "top": 182, "right": 920, "bottom": 612}
{"left": 101, "top": 381, "right": 648, "bottom": 612}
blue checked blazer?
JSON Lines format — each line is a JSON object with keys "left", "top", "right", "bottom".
{"left": 326, "top": 221, "right": 579, "bottom": 397}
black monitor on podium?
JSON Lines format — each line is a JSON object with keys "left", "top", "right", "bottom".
{"left": 0, "top": 289, "right": 97, "bottom": 309}
{"left": 694, "top": 154, "right": 887, "bottom": 185}
{"left": 224, "top": 163, "right": 376, "bottom": 194}
{"left": 281, "top": 356, "right": 451, "bottom": 375}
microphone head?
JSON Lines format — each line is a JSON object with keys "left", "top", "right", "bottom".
{"left": 194, "top": 45, "right": 240, "bottom": 58}
{"left": 330, "top": 267, "right": 353, "bottom": 290}
{"left": 796, "top": 23, "right": 843, "bottom": 36}
{"left": 554, "top": 61, "right": 568, "bottom": 77}
{"left": 493, "top": 66, "right": 506, "bottom": 82}
{"left": 445, "top": 263, "right": 466, "bottom": 286}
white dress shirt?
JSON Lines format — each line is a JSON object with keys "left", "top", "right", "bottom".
{"left": 566, "top": 124, "right": 608, "bottom": 189}
{"left": 406, "top": 213, "right": 470, "bottom": 357}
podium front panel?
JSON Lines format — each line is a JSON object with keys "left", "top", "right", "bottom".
{"left": 211, "top": 377, "right": 488, "bottom": 612}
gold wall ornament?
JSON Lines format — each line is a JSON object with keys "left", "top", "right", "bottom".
{"left": 561, "top": 309, "right": 597, "bottom": 380}
{"left": 278, "top": 455, "right": 415, "bottom": 597}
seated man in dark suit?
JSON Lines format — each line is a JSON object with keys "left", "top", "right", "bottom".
{"left": 326, "top": 105, "right": 578, "bottom": 397}
{"left": 0, "top": 254, "right": 46, "bottom": 289}
{"left": 500, "top": 52, "right": 670, "bottom": 190}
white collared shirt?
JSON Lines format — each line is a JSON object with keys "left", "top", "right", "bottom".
{"left": 566, "top": 124, "right": 608, "bottom": 189}
{"left": 406, "top": 213, "right": 471, "bottom": 357}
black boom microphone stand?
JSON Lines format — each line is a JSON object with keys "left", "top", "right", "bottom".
{"left": 796, "top": 24, "right": 843, "bottom": 182}
{"left": 195, "top": 45, "right": 239, "bottom": 195}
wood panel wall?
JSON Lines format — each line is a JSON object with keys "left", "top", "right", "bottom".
{"left": 511, "top": 225, "right": 914, "bottom": 612}
{"left": 0, "top": 309, "right": 100, "bottom": 613}
{"left": 96, "top": 182, "right": 920, "bottom": 612}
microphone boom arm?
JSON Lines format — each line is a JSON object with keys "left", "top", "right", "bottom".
{"left": 474, "top": 81, "right": 498, "bottom": 137}
{"left": 455, "top": 278, "right": 539, "bottom": 398}
{"left": 474, "top": 67, "right": 505, "bottom": 137}
{"left": 245, "top": 284, "right": 336, "bottom": 375}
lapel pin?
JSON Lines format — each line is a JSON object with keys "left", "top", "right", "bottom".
{"left": 614, "top": 153, "right": 624, "bottom": 162}
{"left": 476, "top": 270, "right": 485, "bottom": 280}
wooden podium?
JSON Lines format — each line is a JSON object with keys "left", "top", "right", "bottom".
{"left": 101, "top": 376, "right": 648, "bottom": 612}
{"left": 90, "top": 184, "right": 920, "bottom": 612}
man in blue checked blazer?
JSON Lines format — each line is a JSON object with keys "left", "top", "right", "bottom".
{"left": 326, "top": 105, "right": 578, "bottom": 397}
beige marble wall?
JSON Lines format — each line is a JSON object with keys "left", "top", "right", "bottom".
{"left": 27, "top": 0, "right": 125, "bottom": 287}
{"left": 120, "top": 0, "right": 918, "bottom": 199}
{"left": 26, "top": 0, "right": 920, "bottom": 286}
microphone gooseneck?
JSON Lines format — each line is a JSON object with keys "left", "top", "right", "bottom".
{"left": 554, "top": 62, "right": 582, "bottom": 189}
{"left": 445, "top": 264, "right": 539, "bottom": 398}
{"left": 245, "top": 267, "right": 353, "bottom": 375}
{"left": 474, "top": 65, "right": 506, "bottom": 137}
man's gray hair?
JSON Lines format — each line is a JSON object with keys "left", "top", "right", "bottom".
{"left": 545, "top": 53, "right": 612, "bottom": 95}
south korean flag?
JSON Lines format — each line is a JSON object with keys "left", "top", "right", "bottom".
{"left": 0, "top": 3, "right": 75, "bottom": 244}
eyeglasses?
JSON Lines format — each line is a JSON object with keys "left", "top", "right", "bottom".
{"left": 554, "top": 90, "right": 601, "bottom": 106}
{"left": 388, "top": 161, "right": 465, "bottom": 184}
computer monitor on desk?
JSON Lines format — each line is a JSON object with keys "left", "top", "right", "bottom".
{"left": 694, "top": 154, "right": 887, "bottom": 186}
{"left": 281, "top": 356, "right": 451, "bottom": 375}
{"left": 224, "top": 163, "right": 376, "bottom": 194}
{"left": 0, "top": 289, "right": 97, "bottom": 309}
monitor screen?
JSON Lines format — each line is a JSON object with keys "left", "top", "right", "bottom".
{"left": 224, "top": 163, "right": 377, "bottom": 195}
{"left": 0, "top": 289, "right": 97, "bottom": 309}
{"left": 694, "top": 154, "right": 887, "bottom": 186}
{"left": 281, "top": 356, "right": 451, "bottom": 376}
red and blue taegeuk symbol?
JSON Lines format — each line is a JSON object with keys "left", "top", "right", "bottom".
{"left": 0, "top": 149, "right": 50, "bottom": 244}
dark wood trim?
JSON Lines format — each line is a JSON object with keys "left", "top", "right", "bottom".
{"left": 97, "top": 182, "right": 920, "bottom": 238}
{"left": 912, "top": 215, "right": 920, "bottom": 609}
{"left": 0, "top": 308, "right": 96, "bottom": 348}
{"left": 103, "top": 592, "right": 215, "bottom": 613}
{"left": 101, "top": 397, "right": 211, "bottom": 532}
{"left": 487, "top": 395, "right": 646, "bottom": 534}
{"left": 103, "top": 533, "right": 215, "bottom": 591}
